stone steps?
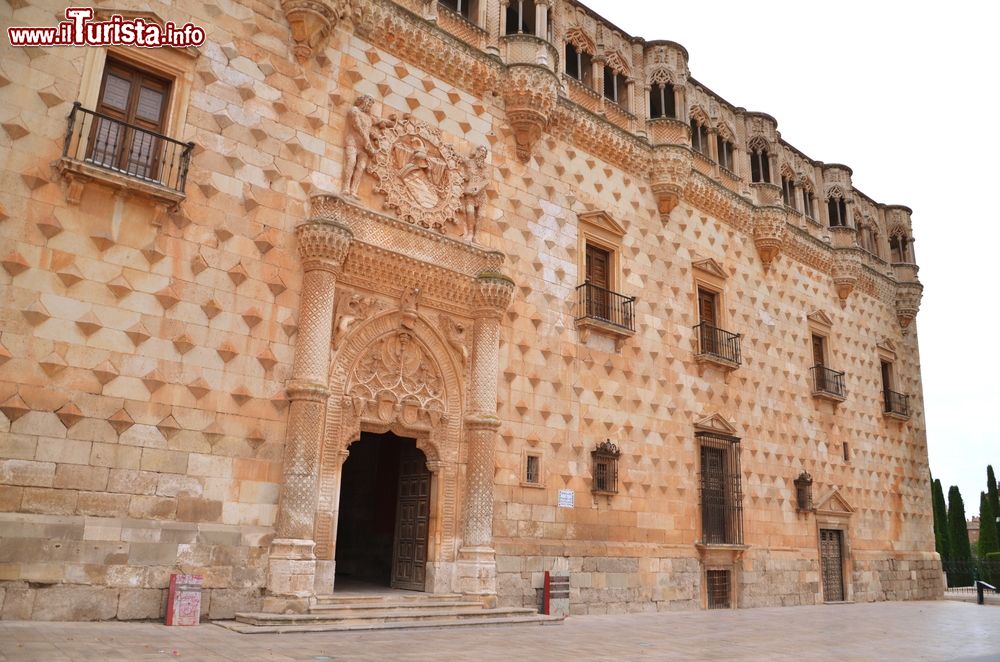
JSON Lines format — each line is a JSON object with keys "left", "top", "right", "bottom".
{"left": 215, "top": 614, "right": 562, "bottom": 634}
{"left": 217, "top": 592, "right": 561, "bottom": 634}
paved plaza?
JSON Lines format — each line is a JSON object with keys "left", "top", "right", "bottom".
{"left": 0, "top": 601, "right": 998, "bottom": 661}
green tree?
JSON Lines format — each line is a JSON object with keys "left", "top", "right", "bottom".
{"left": 988, "top": 465, "right": 999, "bottom": 529}
{"left": 978, "top": 491, "right": 999, "bottom": 560}
{"left": 947, "top": 486, "right": 974, "bottom": 586}
{"left": 932, "top": 478, "right": 950, "bottom": 564}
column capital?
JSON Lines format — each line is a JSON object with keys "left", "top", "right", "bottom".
{"left": 296, "top": 219, "right": 353, "bottom": 273}
{"left": 472, "top": 271, "right": 515, "bottom": 317}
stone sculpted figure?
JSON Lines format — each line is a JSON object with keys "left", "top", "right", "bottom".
{"left": 343, "top": 94, "right": 396, "bottom": 199}
{"left": 461, "top": 145, "right": 489, "bottom": 241}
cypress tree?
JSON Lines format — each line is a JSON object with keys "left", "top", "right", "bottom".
{"left": 947, "top": 486, "right": 973, "bottom": 586}
{"left": 978, "top": 491, "right": 999, "bottom": 560}
{"left": 932, "top": 479, "right": 950, "bottom": 564}
{"left": 988, "top": 465, "right": 999, "bottom": 527}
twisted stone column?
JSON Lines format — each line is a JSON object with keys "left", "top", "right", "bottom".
{"left": 457, "top": 272, "right": 514, "bottom": 601}
{"left": 266, "top": 218, "right": 352, "bottom": 610}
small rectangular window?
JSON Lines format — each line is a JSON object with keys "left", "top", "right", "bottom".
{"left": 843, "top": 442, "right": 850, "bottom": 462}
{"left": 525, "top": 454, "right": 540, "bottom": 484}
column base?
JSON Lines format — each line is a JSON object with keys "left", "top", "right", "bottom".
{"left": 264, "top": 538, "right": 316, "bottom": 613}
{"left": 456, "top": 545, "right": 497, "bottom": 607}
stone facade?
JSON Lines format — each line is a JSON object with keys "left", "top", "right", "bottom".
{"left": 0, "top": 0, "right": 940, "bottom": 619}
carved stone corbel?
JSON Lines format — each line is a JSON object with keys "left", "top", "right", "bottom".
{"left": 895, "top": 281, "right": 923, "bottom": 330}
{"left": 751, "top": 205, "right": 787, "bottom": 270}
{"left": 281, "top": 0, "right": 345, "bottom": 63}
{"left": 649, "top": 144, "right": 691, "bottom": 218}
{"left": 502, "top": 65, "right": 559, "bottom": 162}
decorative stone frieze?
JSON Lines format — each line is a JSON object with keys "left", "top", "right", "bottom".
{"left": 752, "top": 205, "right": 788, "bottom": 270}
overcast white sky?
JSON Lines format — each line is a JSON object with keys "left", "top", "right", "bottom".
{"left": 582, "top": 0, "right": 999, "bottom": 515}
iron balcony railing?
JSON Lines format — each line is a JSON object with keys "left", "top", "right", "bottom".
{"left": 811, "top": 365, "right": 846, "bottom": 399}
{"left": 694, "top": 322, "right": 741, "bottom": 365}
{"left": 575, "top": 282, "right": 635, "bottom": 332}
{"left": 883, "top": 389, "right": 910, "bottom": 417}
{"left": 62, "top": 102, "right": 194, "bottom": 194}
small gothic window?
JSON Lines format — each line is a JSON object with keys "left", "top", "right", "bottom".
{"left": 827, "top": 197, "right": 848, "bottom": 227}
{"left": 794, "top": 471, "right": 813, "bottom": 511}
{"left": 749, "top": 141, "right": 770, "bottom": 183}
{"left": 649, "top": 83, "right": 676, "bottom": 119}
{"left": 781, "top": 175, "right": 796, "bottom": 209}
{"left": 803, "top": 189, "right": 816, "bottom": 220}
{"left": 603, "top": 66, "right": 627, "bottom": 104}
{"left": 690, "top": 118, "right": 710, "bottom": 157}
{"left": 439, "top": 0, "right": 475, "bottom": 20}
{"left": 505, "top": 0, "right": 535, "bottom": 35}
{"left": 565, "top": 43, "right": 593, "bottom": 87}
{"left": 889, "top": 234, "right": 910, "bottom": 263}
{"left": 591, "top": 439, "right": 621, "bottom": 494}
{"left": 717, "top": 136, "right": 734, "bottom": 171}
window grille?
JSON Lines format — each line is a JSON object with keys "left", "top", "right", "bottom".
{"left": 706, "top": 570, "right": 731, "bottom": 609}
{"left": 591, "top": 440, "right": 621, "bottom": 494}
{"left": 698, "top": 432, "right": 743, "bottom": 545}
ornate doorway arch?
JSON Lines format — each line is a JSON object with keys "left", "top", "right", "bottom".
{"left": 314, "top": 308, "right": 465, "bottom": 594}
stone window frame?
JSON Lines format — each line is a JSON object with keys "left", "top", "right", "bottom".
{"left": 691, "top": 258, "right": 729, "bottom": 329}
{"left": 62, "top": 19, "right": 199, "bottom": 219}
{"left": 577, "top": 210, "right": 626, "bottom": 294}
{"left": 521, "top": 450, "right": 544, "bottom": 488}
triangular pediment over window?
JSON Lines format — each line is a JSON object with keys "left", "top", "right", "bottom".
{"left": 806, "top": 309, "right": 834, "bottom": 329}
{"left": 694, "top": 413, "right": 739, "bottom": 437}
{"left": 692, "top": 257, "right": 728, "bottom": 280}
{"left": 814, "top": 488, "right": 855, "bottom": 516}
{"left": 578, "top": 210, "right": 626, "bottom": 238}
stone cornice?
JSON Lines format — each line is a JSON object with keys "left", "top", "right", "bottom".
{"left": 309, "top": 194, "right": 506, "bottom": 316}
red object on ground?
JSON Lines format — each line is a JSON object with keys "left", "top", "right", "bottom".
{"left": 165, "top": 573, "right": 203, "bottom": 626}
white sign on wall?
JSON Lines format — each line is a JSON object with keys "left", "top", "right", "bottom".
{"left": 558, "top": 489, "right": 575, "bottom": 508}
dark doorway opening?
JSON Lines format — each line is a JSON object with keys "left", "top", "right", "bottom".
{"left": 335, "top": 431, "right": 430, "bottom": 590}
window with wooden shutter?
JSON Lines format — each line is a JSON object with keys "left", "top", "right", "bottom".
{"left": 585, "top": 243, "right": 611, "bottom": 321}
{"left": 91, "top": 58, "right": 171, "bottom": 180}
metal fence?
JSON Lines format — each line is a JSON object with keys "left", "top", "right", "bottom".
{"left": 694, "top": 322, "right": 741, "bottom": 365}
{"left": 942, "top": 558, "right": 1000, "bottom": 588}
{"left": 576, "top": 282, "right": 636, "bottom": 332}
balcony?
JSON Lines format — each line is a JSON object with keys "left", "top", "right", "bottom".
{"left": 811, "top": 365, "right": 847, "bottom": 402}
{"left": 501, "top": 33, "right": 559, "bottom": 73}
{"left": 694, "top": 323, "right": 741, "bottom": 370}
{"left": 575, "top": 282, "right": 635, "bottom": 348}
{"left": 58, "top": 102, "right": 193, "bottom": 217}
{"left": 883, "top": 389, "right": 911, "bottom": 420}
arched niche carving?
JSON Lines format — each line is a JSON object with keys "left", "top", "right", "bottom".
{"left": 313, "top": 309, "right": 464, "bottom": 565}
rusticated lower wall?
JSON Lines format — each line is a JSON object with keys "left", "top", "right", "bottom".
{"left": 0, "top": 513, "right": 268, "bottom": 620}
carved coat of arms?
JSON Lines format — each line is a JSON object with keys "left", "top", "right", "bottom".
{"left": 368, "top": 115, "right": 466, "bottom": 232}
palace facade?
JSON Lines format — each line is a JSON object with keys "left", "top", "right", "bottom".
{"left": 0, "top": 0, "right": 941, "bottom": 620}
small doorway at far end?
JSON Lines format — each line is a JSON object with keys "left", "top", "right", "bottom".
{"left": 335, "top": 432, "right": 430, "bottom": 591}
